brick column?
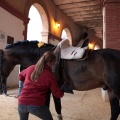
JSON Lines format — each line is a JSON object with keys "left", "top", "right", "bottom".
{"left": 101, "top": 0, "right": 120, "bottom": 102}
{"left": 41, "top": 32, "right": 49, "bottom": 43}
{"left": 103, "top": 0, "right": 120, "bottom": 50}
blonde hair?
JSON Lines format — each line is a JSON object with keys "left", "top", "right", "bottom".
{"left": 31, "top": 51, "right": 56, "bottom": 81}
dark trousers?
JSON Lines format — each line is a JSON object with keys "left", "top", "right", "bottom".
{"left": 46, "top": 89, "right": 61, "bottom": 114}
{"left": 18, "top": 104, "right": 53, "bottom": 120}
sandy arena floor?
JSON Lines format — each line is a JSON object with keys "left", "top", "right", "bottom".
{"left": 0, "top": 88, "right": 120, "bottom": 120}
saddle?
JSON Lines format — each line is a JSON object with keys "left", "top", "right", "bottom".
{"left": 55, "top": 39, "right": 88, "bottom": 60}
{"left": 53, "top": 39, "right": 89, "bottom": 94}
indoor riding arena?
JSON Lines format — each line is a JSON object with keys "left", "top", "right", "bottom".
{"left": 0, "top": 0, "right": 120, "bottom": 120}
{"left": 1, "top": 88, "right": 120, "bottom": 120}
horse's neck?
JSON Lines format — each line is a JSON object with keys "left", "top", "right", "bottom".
{"left": 4, "top": 51, "right": 36, "bottom": 67}
{"left": 2, "top": 43, "right": 55, "bottom": 80}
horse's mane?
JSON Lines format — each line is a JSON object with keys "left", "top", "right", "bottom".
{"left": 5, "top": 40, "right": 55, "bottom": 49}
{"left": 4, "top": 40, "right": 55, "bottom": 55}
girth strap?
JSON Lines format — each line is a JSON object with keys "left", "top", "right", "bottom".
{"left": 52, "top": 51, "right": 74, "bottom": 94}
{"left": 60, "top": 59, "right": 74, "bottom": 94}
{"left": 52, "top": 51, "right": 63, "bottom": 86}
{"left": 61, "top": 60, "right": 70, "bottom": 84}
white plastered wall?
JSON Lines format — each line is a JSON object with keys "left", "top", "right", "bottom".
{"left": 0, "top": 7, "right": 24, "bottom": 87}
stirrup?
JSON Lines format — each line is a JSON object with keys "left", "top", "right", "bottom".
{"left": 60, "top": 83, "right": 74, "bottom": 94}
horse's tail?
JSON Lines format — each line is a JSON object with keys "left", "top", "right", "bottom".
{"left": 0, "top": 49, "right": 4, "bottom": 83}
{"left": 0, "top": 50, "right": 9, "bottom": 96}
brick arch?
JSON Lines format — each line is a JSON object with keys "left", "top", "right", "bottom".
{"left": 24, "top": 0, "right": 50, "bottom": 43}
{"left": 61, "top": 28, "right": 72, "bottom": 45}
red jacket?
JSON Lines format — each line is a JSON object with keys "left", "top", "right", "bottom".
{"left": 18, "top": 65, "right": 64, "bottom": 106}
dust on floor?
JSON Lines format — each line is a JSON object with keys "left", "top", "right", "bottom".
{"left": 0, "top": 88, "right": 120, "bottom": 120}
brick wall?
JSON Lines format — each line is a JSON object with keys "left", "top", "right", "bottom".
{"left": 104, "top": 2, "right": 120, "bottom": 50}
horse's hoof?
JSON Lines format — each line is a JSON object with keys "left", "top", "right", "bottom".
{"left": 15, "top": 95, "right": 19, "bottom": 98}
{"left": 102, "top": 85, "right": 108, "bottom": 90}
{"left": 58, "top": 115, "right": 63, "bottom": 120}
{"left": 4, "top": 93, "right": 8, "bottom": 97}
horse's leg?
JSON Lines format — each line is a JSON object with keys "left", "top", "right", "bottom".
{"left": 107, "top": 89, "right": 120, "bottom": 120}
{"left": 0, "top": 76, "right": 7, "bottom": 96}
{"left": 0, "top": 85, "right": 3, "bottom": 94}
{"left": 2, "top": 84, "right": 7, "bottom": 96}
{"left": 52, "top": 95, "right": 62, "bottom": 120}
{"left": 45, "top": 89, "right": 62, "bottom": 120}
{"left": 2, "top": 76, "right": 8, "bottom": 96}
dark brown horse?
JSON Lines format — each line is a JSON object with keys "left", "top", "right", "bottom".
{"left": 0, "top": 40, "right": 120, "bottom": 120}
{"left": 60, "top": 48, "right": 120, "bottom": 120}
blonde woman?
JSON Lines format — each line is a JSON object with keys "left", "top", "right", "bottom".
{"left": 18, "top": 51, "right": 64, "bottom": 120}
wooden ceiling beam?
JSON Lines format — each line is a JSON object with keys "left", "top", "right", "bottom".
{"left": 80, "top": 23, "right": 103, "bottom": 27}
{"left": 80, "top": 22, "right": 102, "bottom": 26}
{"left": 77, "top": 22, "right": 102, "bottom": 27}
{"left": 73, "top": 17, "right": 102, "bottom": 22}
{"left": 78, "top": 19, "right": 102, "bottom": 23}
{"left": 83, "top": 24, "right": 102, "bottom": 28}
{"left": 63, "top": 5, "right": 101, "bottom": 13}
{"left": 64, "top": 9, "right": 101, "bottom": 15}
{"left": 58, "top": 1, "right": 100, "bottom": 9}
{"left": 94, "top": 28, "right": 103, "bottom": 30}
{"left": 82, "top": 26, "right": 102, "bottom": 29}
{"left": 53, "top": 0, "right": 97, "bottom": 5}
{"left": 53, "top": 0, "right": 103, "bottom": 39}
{"left": 81, "top": 25, "right": 102, "bottom": 28}
{"left": 67, "top": 11, "right": 102, "bottom": 17}
{"left": 71, "top": 14, "right": 102, "bottom": 19}
{"left": 78, "top": 25, "right": 101, "bottom": 28}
